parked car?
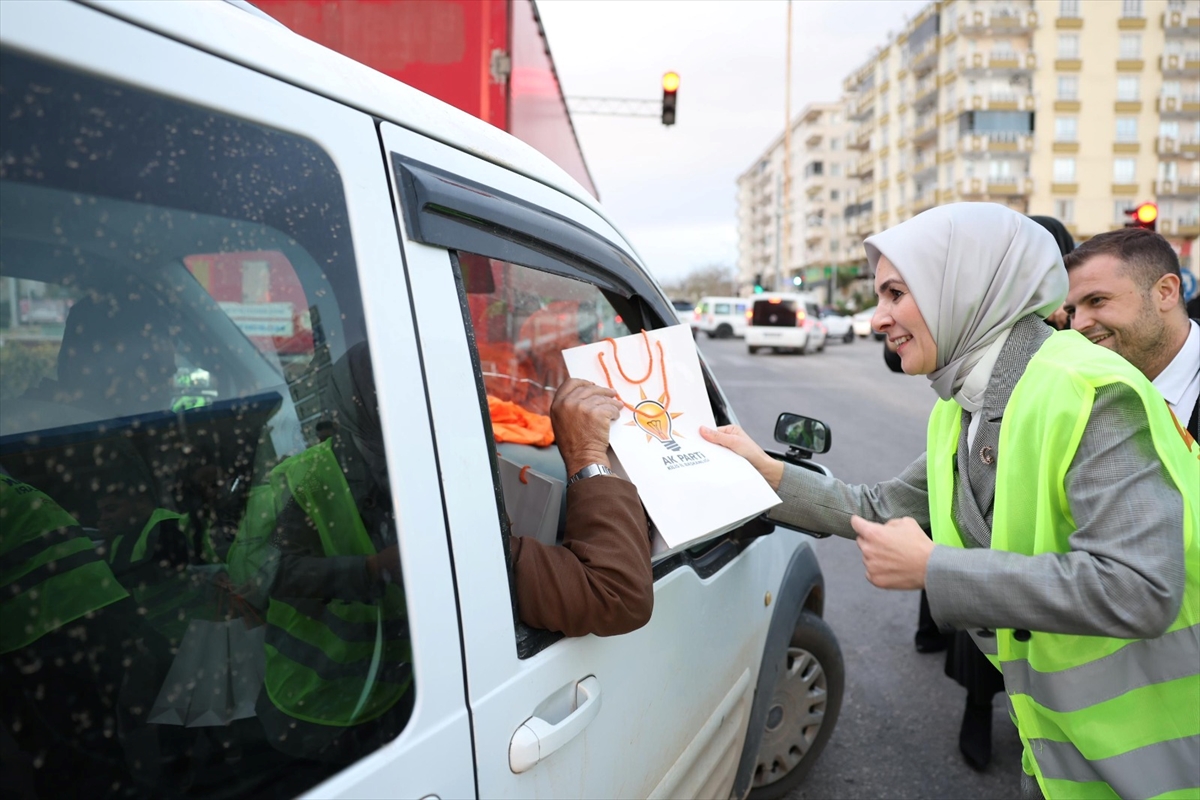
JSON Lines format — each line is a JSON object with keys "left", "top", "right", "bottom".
{"left": 852, "top": 307, "right": 885, "bottom": 340}
{"left": 818, "top": 309, "right": 855, "bottom": 344}
{"left": 0, "top": 4, "right": 842, "bottom": 799}
{"left": 694, "top": 295, "right": 751, "bottom": 339}
{"left": 745, "top": 294, "right": 828, "bottom": 355}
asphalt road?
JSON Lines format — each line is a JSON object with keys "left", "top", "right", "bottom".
{"left": 697, "top": 334, "right": 1024, "bottom": 800}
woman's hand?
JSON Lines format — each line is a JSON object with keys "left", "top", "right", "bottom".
{"left": 850, "top": 515, "right": 934, "bottom": 590}
{"left": 700, "top": 424, "right": 785, "bottom": 490}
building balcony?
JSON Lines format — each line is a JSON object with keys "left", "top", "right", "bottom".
{"left": 849, "top": 125, "right": 872, "bottom": 150}
{"left": 912, "top": 117, "right": 939, "bottom": 144}
{"left": 1163, "top": 10, "right": 1200, "bottom": 36}
{"left": 957, "top": 93, "right": 1036, "bottom": 112}
{"left": 848, "top": 154, "right": 875, "bottom": 178}
{"left": 958, "top": 51, "right": 1037, "bottom": 74}
{"left": 913, "top": 80, "right": 938, "bottom": 109}
{"left": 1155, "top": 178, "right": 1200, "bottom": 196}
{"left": 1160, "top": 52, "right": 1200, "bottom": 74}
{"left": 908, "top": 39, "right": 939, "bottom": 76}
{"left": 957, "top": 132, "right": 1034, "bottom": 155}
{"left": 957, "top": 177, "right": 1032, "bottom": 197}
{"left": 1159, "top": 218, "right": 1200, "bottom": 237}
{"left": 958, "top": 7, "right": 1038, "bottom": 35}
{"left": 1158, "top": 93, "right": 1200, "bottom": 114}
{"left": 848, "top": 90, "right": 877, "bottom": 121}
{"left": 1157, "top": 136, "right": 1200, "bottom": 156}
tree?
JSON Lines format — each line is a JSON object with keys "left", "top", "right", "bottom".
{"left": 659, "top": 263, "right": 738, "bottom": 301}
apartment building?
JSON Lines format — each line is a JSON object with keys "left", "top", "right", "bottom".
{"left": 783, "top": 0, "right": 1200, "bottom": 278}
{"left": 735, "top": 103, "right": 856, "bottom": 298}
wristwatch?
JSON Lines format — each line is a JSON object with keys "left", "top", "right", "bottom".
{"left": 567, "top": 463, "right": 614, "bottom": 486}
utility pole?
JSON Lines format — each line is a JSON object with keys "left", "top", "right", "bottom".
{"left": 779, "top": 0, "right": 793, "bottom": 292}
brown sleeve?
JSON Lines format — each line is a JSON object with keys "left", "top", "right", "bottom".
{"left": 509, "top": 475, "right": 653, "bottom": 637}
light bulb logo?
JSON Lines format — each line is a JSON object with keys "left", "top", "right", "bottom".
{"left": 627, "top": 387, "right": 684, "bottom": 451}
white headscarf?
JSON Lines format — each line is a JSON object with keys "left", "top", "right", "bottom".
{"left": 864, "top": 203, "right": 1067, "bottom": 402}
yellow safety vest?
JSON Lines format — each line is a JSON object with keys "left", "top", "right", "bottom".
{"left": 262, "top": 441, "right": 410, "bottom": 727}
{"left": 928, "top": 331, "right": 1199, "bottom": 800}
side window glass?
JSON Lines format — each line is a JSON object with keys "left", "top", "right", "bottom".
{"left": 714, "top": 302, "right": 731, "bottom": 315}
{"left": 1, "top": 52, "right": 412, "bottom": 798}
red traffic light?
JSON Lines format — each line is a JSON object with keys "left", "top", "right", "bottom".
{"left": 1125, "top": 202, "right": 1158, "bottom": 230}
{"left": 661, "top": 71, "right": 679, "bottom": 126}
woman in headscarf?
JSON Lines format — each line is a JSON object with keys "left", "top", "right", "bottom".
{"left": 702, "top": 203, "right": 1198, "bottom": 800}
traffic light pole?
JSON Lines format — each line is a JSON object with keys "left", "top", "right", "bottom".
{"left": 779, "top": 0, "right": 793, "bottom": 293}
{"left": 565, "top": 97, "right": 661, "bottom": 118}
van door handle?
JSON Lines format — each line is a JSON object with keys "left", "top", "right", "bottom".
{"left": 508, "top": 676, "right": 602, "bottom": 773}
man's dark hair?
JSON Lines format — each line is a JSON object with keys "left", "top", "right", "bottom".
{"left": 1063, "top": 227, "right": 1181, "bottom": 292}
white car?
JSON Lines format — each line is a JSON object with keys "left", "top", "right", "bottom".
{"left": 852, "top": 307, "right": 885, "bottom": 339}
{"left": 818, "top": 310, "right": 855, "bottom": 344}
{"left": 745, "top": 294, "right": 828, "bottom": 355}
{"left": 0, "top": 4, "right": 843, "bottom": 799}
{"left": 693, "top": 295, "right": 751, "bottom": 339}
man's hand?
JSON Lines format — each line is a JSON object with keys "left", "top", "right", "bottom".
{"left": 851, "top": 515, "right": 934, "bottom": 590}
{"left": 699, "top": 424, "right": 785, "bottom": 490}
{"left": 551, "top": 378, "right": 622, "bottom": 475}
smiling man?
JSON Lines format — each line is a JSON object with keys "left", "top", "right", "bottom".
{"left": 1064, "top": 228, "right": 1199, "bottom": 439}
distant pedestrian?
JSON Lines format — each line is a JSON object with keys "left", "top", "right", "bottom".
{"left": 703, "top": 203, "right": 1199, "bottom": 800}
{"left": 1064, "top": 227, "right": 1199, "bottom": 439}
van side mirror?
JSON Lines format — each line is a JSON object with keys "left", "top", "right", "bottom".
{"left": 773, "top": 413, "right": 831, "bottom": 457}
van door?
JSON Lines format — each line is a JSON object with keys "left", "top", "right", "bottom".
{"left": 380, "top": 123, "right": 775, "bottom": 798}
{"left": 0, "top": 5, "right": 472, "bottom": 798}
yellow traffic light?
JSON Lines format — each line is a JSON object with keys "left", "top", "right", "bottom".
{"left": 662, "top": 72, "right": 680, "bottom": 93}
{"left": 1135, "top": 202, "right": 1157, "bottom": 226}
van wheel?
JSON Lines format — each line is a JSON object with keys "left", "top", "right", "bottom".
{"left": 748, "top": 346, "right": 760, "bottom": 355}
{"left": 843, "top": 330, "right": 854, "bottom": 344}
{"left": 748, "top": 611, "right": 844, "bottom": 800}
{"left": 716, "top": 323, "right": 733, "bottom": 339}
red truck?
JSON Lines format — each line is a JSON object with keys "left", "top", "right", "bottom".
{"left": 254, "top": 0, "right": 597, "bottom": 197}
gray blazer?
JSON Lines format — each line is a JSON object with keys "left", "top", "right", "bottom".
{"left": 770, "top": 315, "right": 1185, "bottom": 644}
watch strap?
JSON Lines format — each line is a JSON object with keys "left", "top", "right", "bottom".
{"left": 567, "top": 464, "right": 614, "bottom": 486}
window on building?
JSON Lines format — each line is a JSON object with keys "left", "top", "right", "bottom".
{"left": 1117, "top": 76, "right": 1140, "bottom": 101}
{"left": 1159, "top": 160, "right": 1179, "bottom": 181}
{"left": 1055, "top": 116, "right": 1078, "bottom": 141}
{"left": 1054, "top": 157, "right": 1077, "bottom": 183}
{"left": 830, "top": 163, "right": 842, "bottom": 177}
{"left": 879, "top": 192, "right": 889, "bottom": 211}
{"left": 1058, "top": 34, "right": 1080, "bottom": 60}
{"left": 988, "top": 160, "right": 1014, "bottom": 179}
{"left": 1114, "top": 199, "right": 1136, "bottom": 221}
{"left": 830, "top": 189, "right": 840, "bottom": 200}
{"left": 945, "top": 162, "right": 956, "bottom": 185}
{"left": 831, "top": 137, "right": 842, "bottom": 150}
{"left": 1121, "top": 0, "right": 1143, "bottom": 18}
{"left": 1162, "top": 80, "right": 1182, "bottom": 99}
{"left": 1119, "top": 34, "right": 1142, "bottom": 60}
{"left": 1160, "top": 120, "right": 1181, "bottom": 140}
{"left": 880, "top": 159, "right": 889, "bottom": 179}
{"left": 1060, "top": 0, "right": 1081, "bottom": 17}
{"left": 1113, "top": 158, "right": 1137, "bottom": 184}
{"left": 1057, "top": 75, "right": 1079, "bottom": 101}
{"left": 1115, "top": 117, "right": 1138, "bottom": 142}
{"left": 1054, "top": 198, "right": 1076, "bottom": 223}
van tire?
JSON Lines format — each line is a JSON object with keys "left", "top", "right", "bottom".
{"left": 843, "top": 330, "right": 854, "bottom": 344}
{"left": 748, "top": 346, "right": 760, "bottom": 355}
{"left": 716, "top": 323, "right": 733, "bottom": 339}
{"left": 748, "top": 611, "right": 844, "bottom": 799}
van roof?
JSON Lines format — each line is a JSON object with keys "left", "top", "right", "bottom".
{"left": 84, "top": 0, "right": 639, "bottom": 261}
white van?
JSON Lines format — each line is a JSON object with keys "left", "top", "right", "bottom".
{"left": 694, "top": 295, "right": 751, "bottom": 339}
{"left": 745, "top": 294, "right": 829, "bottom": 355}
{"left": 0, "top": 3, "right": 843, "bottom": 799}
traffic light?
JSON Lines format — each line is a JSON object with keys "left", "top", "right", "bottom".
{"left": 753, "top": 273, "right": 764, "bottom": 293}
{"left": 661, "top": 71, "right": 679, "bottom": 126}
{"left": 1125, "top": 202, "right": 1158, "bottom": 231}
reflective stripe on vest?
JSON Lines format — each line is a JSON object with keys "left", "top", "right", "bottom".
{"left": 1, "top": 477, "right": 128, "bottom": 654}
{"left": 263, "top": 441, "right": 409, "bottom": 727}
{"left": 927, "top": 331, "right": 1200, "bottom": 800}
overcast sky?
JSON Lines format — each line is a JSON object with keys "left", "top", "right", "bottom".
{"left": 537, "top": 0, "right": 926, "bottom": 285}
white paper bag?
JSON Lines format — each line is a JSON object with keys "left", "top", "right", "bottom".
{"left": 562, "top": 325, "right": 780, "bottom": 550}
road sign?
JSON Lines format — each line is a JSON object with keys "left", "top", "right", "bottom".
{"left": 1182, "top": 269, "right": 1197, "bottom": 302}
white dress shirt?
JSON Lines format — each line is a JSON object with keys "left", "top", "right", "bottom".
{"left": 1153, "top": 319, "right": 1200, "bottom": 425}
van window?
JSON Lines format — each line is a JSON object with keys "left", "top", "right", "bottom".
{"left": 452, "top": 250, "right": 637, "bottom": 651}
{"left": 1, "top": 51, "right": 412, "bottom": 798}
{"left": 714, "top": 302, "right": 731, "bottom": 315}
{"left": 752, "top": 299, "right": 800, "bottom": 327}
